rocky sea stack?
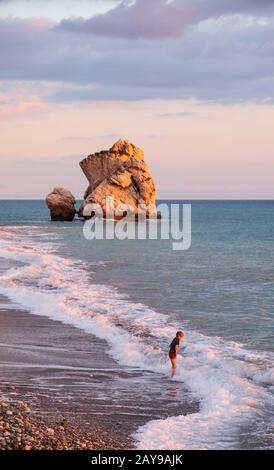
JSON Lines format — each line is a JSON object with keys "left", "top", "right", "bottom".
{"left": 46, "top": 140, "right": 157, "bottom": 221}
{"left": 79, "top": 139, "right": 157, "bottom": 219}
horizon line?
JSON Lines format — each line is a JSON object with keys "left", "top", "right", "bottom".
{"left": 0, "top": 198, "right": 274, "bottom": 202}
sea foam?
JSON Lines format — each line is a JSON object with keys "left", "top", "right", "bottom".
{"left": 0, "top": 226, "right": 273, "bottom": 449}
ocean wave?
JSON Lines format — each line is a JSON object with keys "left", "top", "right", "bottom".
{"left": 0, "top": 225, "right": 273, "bottom": 449}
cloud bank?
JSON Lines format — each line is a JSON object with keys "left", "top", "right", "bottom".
{"left": 59, "top": 0, "right": 274, "bottom": 39}
{"left": 0, "top": 0, "right": 273, "bottom": 103}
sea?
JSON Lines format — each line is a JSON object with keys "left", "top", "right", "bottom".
{"left": 0, "top": 200, "right": 273, "bottom": 449}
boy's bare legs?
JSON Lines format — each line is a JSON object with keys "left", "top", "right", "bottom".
{"left": 171, "top": 358, "right": 177, "bottom": 377}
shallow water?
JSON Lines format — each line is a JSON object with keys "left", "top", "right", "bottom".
{"left": 0, "top": 200, "right": 273, "bottom": 449}
{"left": 0, "top": 295, "right": 196, "bottom": 445}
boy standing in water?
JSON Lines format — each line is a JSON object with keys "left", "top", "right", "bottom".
{"left": 169, "top": 331, "right": 184, "bottom": 376}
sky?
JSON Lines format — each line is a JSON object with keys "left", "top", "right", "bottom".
{"left": 0, "top": 0, "right": 273, "bottom": 199}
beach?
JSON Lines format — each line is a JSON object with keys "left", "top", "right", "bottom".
{"left": 0, "top": 202, "right": 273, "bottom": 450}
{"left": 0, "top": 296, "right": 131, "bottom": 449}
{"left": 0, "top": 399, "right": 124, "bottom": 451}
{"left": 0, "top": 294, "right": 196, "bottom": 450}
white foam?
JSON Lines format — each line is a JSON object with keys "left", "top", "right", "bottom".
{"left": 0, "top": 226, "right": 273, "bottom": 449}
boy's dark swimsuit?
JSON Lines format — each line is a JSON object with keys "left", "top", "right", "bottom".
{"left": 169, "top": 337, "right": 179, "bottom": 359}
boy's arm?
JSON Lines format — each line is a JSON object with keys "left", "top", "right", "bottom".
{"left": 175, "top": 344, "right": 179, "bottom": 355}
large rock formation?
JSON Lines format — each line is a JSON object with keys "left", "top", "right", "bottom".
{"left": 46, "top": 188, "right": 76, "bottom": 221}
{"left": 79, "top": 140, "right": 157, "bottom": 219}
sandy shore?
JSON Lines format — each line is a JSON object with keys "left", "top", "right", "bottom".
{"left": 0, "top": 292, "right": 198, "bottom": 450}
{"left": 0, "top": 295, "right": 135, "bottom": 449}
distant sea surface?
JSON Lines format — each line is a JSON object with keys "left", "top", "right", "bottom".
{"left": 0, "top": 200, "right": 273, "bottom": 449}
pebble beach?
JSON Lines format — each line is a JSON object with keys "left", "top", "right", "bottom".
{"left": 0, "top": 399, "right": 129, "bottom": 450}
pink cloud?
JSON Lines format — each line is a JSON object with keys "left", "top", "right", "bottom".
{"left": 0, "top": 89, "right": 48, "bottom": 119}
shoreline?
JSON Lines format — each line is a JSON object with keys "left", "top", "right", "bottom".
{"left": 0, "top": 295, "right": 198, "bottom": 450}
{"left": 0, "top": 296, "right": 133, "bottom": 450}
{"left": 0, "top": 399, "right": 129, "bottom": 450}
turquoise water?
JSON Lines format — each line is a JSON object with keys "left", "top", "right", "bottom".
{"left": 1, "top": 200, "right": 273, "bottom": 351}
{"left": 0, "top": 199, "right": 273, "bottom": 449}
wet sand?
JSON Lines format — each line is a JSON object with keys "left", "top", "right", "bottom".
{"left": 0, "top": 294, "right": 198, "bottom": 450}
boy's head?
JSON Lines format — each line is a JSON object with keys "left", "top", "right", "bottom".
{"left": 176, "top": 331, "right": 184, "bottom": 340}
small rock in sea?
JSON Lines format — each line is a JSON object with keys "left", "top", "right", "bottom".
{"left": 46, "top": 188, "right": 76, "bottom": 222}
